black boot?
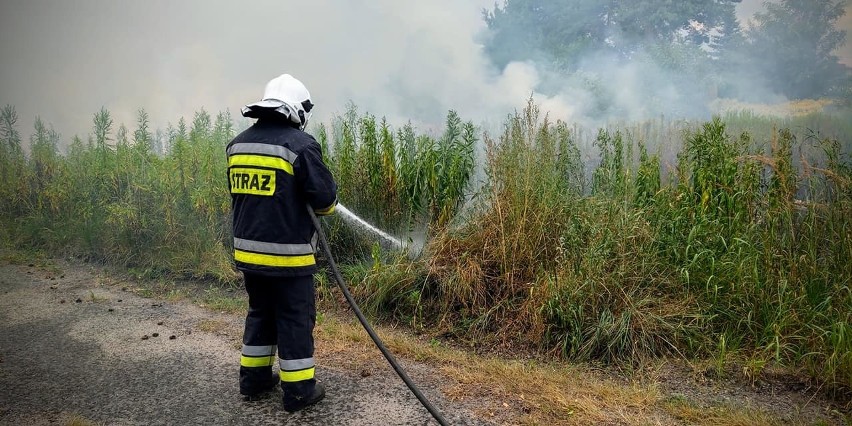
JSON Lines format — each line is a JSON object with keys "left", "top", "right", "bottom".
{"left": 283, "top": 382, "right": 325, "bottom": 413}
{"left": 242, "top": 373, "right": 279, "bottom": 401}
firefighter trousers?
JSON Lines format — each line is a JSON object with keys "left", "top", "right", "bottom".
{"left": 239, "top": 273, "right": 317, "bottom": 401}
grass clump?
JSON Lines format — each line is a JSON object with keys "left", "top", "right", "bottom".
{"left": 427, "top": 100, "right": 696, "bottom": 362}
{"left": 422, "top": 100, "right": 852, "bottom": 391}
{"left": 1, "top": 97, "right": 850, "bottom": 393}
{"left": 0, "top": 106, "right": 237, "bottom": 282}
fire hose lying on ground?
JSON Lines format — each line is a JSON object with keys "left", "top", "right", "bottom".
{"left": 308, "top": 206, "right": 449, "bottom": 426}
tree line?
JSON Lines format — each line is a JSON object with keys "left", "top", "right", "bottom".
{"left": 484, "top": 0, "right": 851, "bottom": 109}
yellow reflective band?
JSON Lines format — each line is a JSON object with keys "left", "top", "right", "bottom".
{"left": 279, "top": 367, "right": 315, "bottom": 382}
{"left": 241, "top": 355, "right": 276, "bottom": 368}
{"left": 235, "top": 250, "right": 316, "bottom": 268}
{"left": 230, "top": 168, "right": 276, "bottom": 196}
{"left": 315, "top": 203, "right": 336, "bottom": 215}
{"left": 228, "top": 154, "right": 293, "bottom": 175}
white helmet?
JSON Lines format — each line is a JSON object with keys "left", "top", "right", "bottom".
{"left": 242, "top": 74, "right": 314, "bottom": 130}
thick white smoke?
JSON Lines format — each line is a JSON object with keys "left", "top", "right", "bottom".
{"left": 0, "top": 0, "right": 848, "bottom": 144}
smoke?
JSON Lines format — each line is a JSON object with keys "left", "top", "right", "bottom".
{"left": 0, "top": 0, "right": 508, "bottom": 141}
{"left": 0, "top": 0, "right": 849, "bottom": 146}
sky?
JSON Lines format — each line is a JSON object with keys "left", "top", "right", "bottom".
{"left": 0, "top": 0, "right": 850, "bottom": 145}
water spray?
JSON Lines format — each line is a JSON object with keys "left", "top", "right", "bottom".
{"left": 308, "top": 206, "right": 449, "bottom": 426}
{"left": 336, "top": 204, "right": 405, "bottom": 250}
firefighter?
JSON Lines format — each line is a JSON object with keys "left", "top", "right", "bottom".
{"left": 227, "top": 73, "right": 337, "bottom": 412}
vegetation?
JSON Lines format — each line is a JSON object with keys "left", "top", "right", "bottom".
{"left": 732, "top": 0, "right": 850, "bottom": 100}
{"left": 347, "top": 101, "right": 852, "bottom": 393}
{"left": 320, "top": 104, "right": 476, "bottom": 232}
{"left": 0, "top": 106, "right": 236, "bottom": 280}
{"left": 483, "top": 0, "right": 851, "bottom": 108}
{"left": 0, "top": 103, "right": 475, "bottom": 275}
{"left": 483, "top": 0, "right": 741, "bottom": 71}
{"left": 1, "top": 100, "right": 850, "bottom": 395}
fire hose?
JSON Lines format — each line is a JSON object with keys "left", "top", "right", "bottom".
{"left": 308, "top": 207, "right": 450, "bottom": 426}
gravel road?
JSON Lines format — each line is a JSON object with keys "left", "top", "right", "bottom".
{"left": 0, "top": 261, "right": 490, "bottom": 426}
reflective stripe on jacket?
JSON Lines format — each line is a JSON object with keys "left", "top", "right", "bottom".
{"left": 227, "top": 118, "right": 337, "bottom": 276}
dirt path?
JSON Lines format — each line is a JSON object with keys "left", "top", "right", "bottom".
{"left": 2, "top": 258, "right": 849, "bottom": 426}
{"left": 0, "top": 260, "right": 489, "bottom": 426}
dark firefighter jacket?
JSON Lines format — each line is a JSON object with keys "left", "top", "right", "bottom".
{"left": 227, "top": 117, "right": 337, "bottom": 277}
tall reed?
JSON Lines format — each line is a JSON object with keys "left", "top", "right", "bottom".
{"left": 1, "top": 100, "right": 849, "bottom": 390}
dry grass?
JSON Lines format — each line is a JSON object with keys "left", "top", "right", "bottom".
{"left": 200, "top": 287, "right": 246, "bottom": 314}
{"left": 195, "top": 319, "right": 231, "bottom": 334}
{"left": 86, "top": 290, "right": 108, "bottom": 303}
{"left": 11, "top": 256, "right": 839, "bottom": 425}
{"left": 662, "top": 398, "right": 782, "bottom": 426}
{"left": 65, "top": 414, "right": 101, "bottom": 426}
{"left": 439, "top": 357, "right": 661, "bottom": 425}
{"left": 314, "top": 315, "right": 390, "bottom": 371}
{"left": 312, "top": 314, "right": 808, "bottom": 425}
{"left": 709, "top": 98, "right": 834, "bottom": 117}
{"left": 99, "top": 269, "right": 246, "bottom": 315}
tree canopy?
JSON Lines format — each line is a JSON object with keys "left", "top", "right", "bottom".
{"left": 483, "top": 0, "right": 741, "bottom": 71}
{"left": 736, "top": 0, "right": 850, "bottom": 99}
{"left": 483, "top": 0, "right": 851, "bottom": 102}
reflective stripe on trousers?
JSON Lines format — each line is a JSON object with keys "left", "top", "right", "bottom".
{"left": 239, "top": 350, "right": 315, "bottom": 382}
{"left": 279, "top": 357, "right": 315, "bottom": 382}
{"left": 240, "top": 344, "right": 276, "bottom": 368}
{"left": 240, "top": 273, "right": 316, "bottom": 394}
